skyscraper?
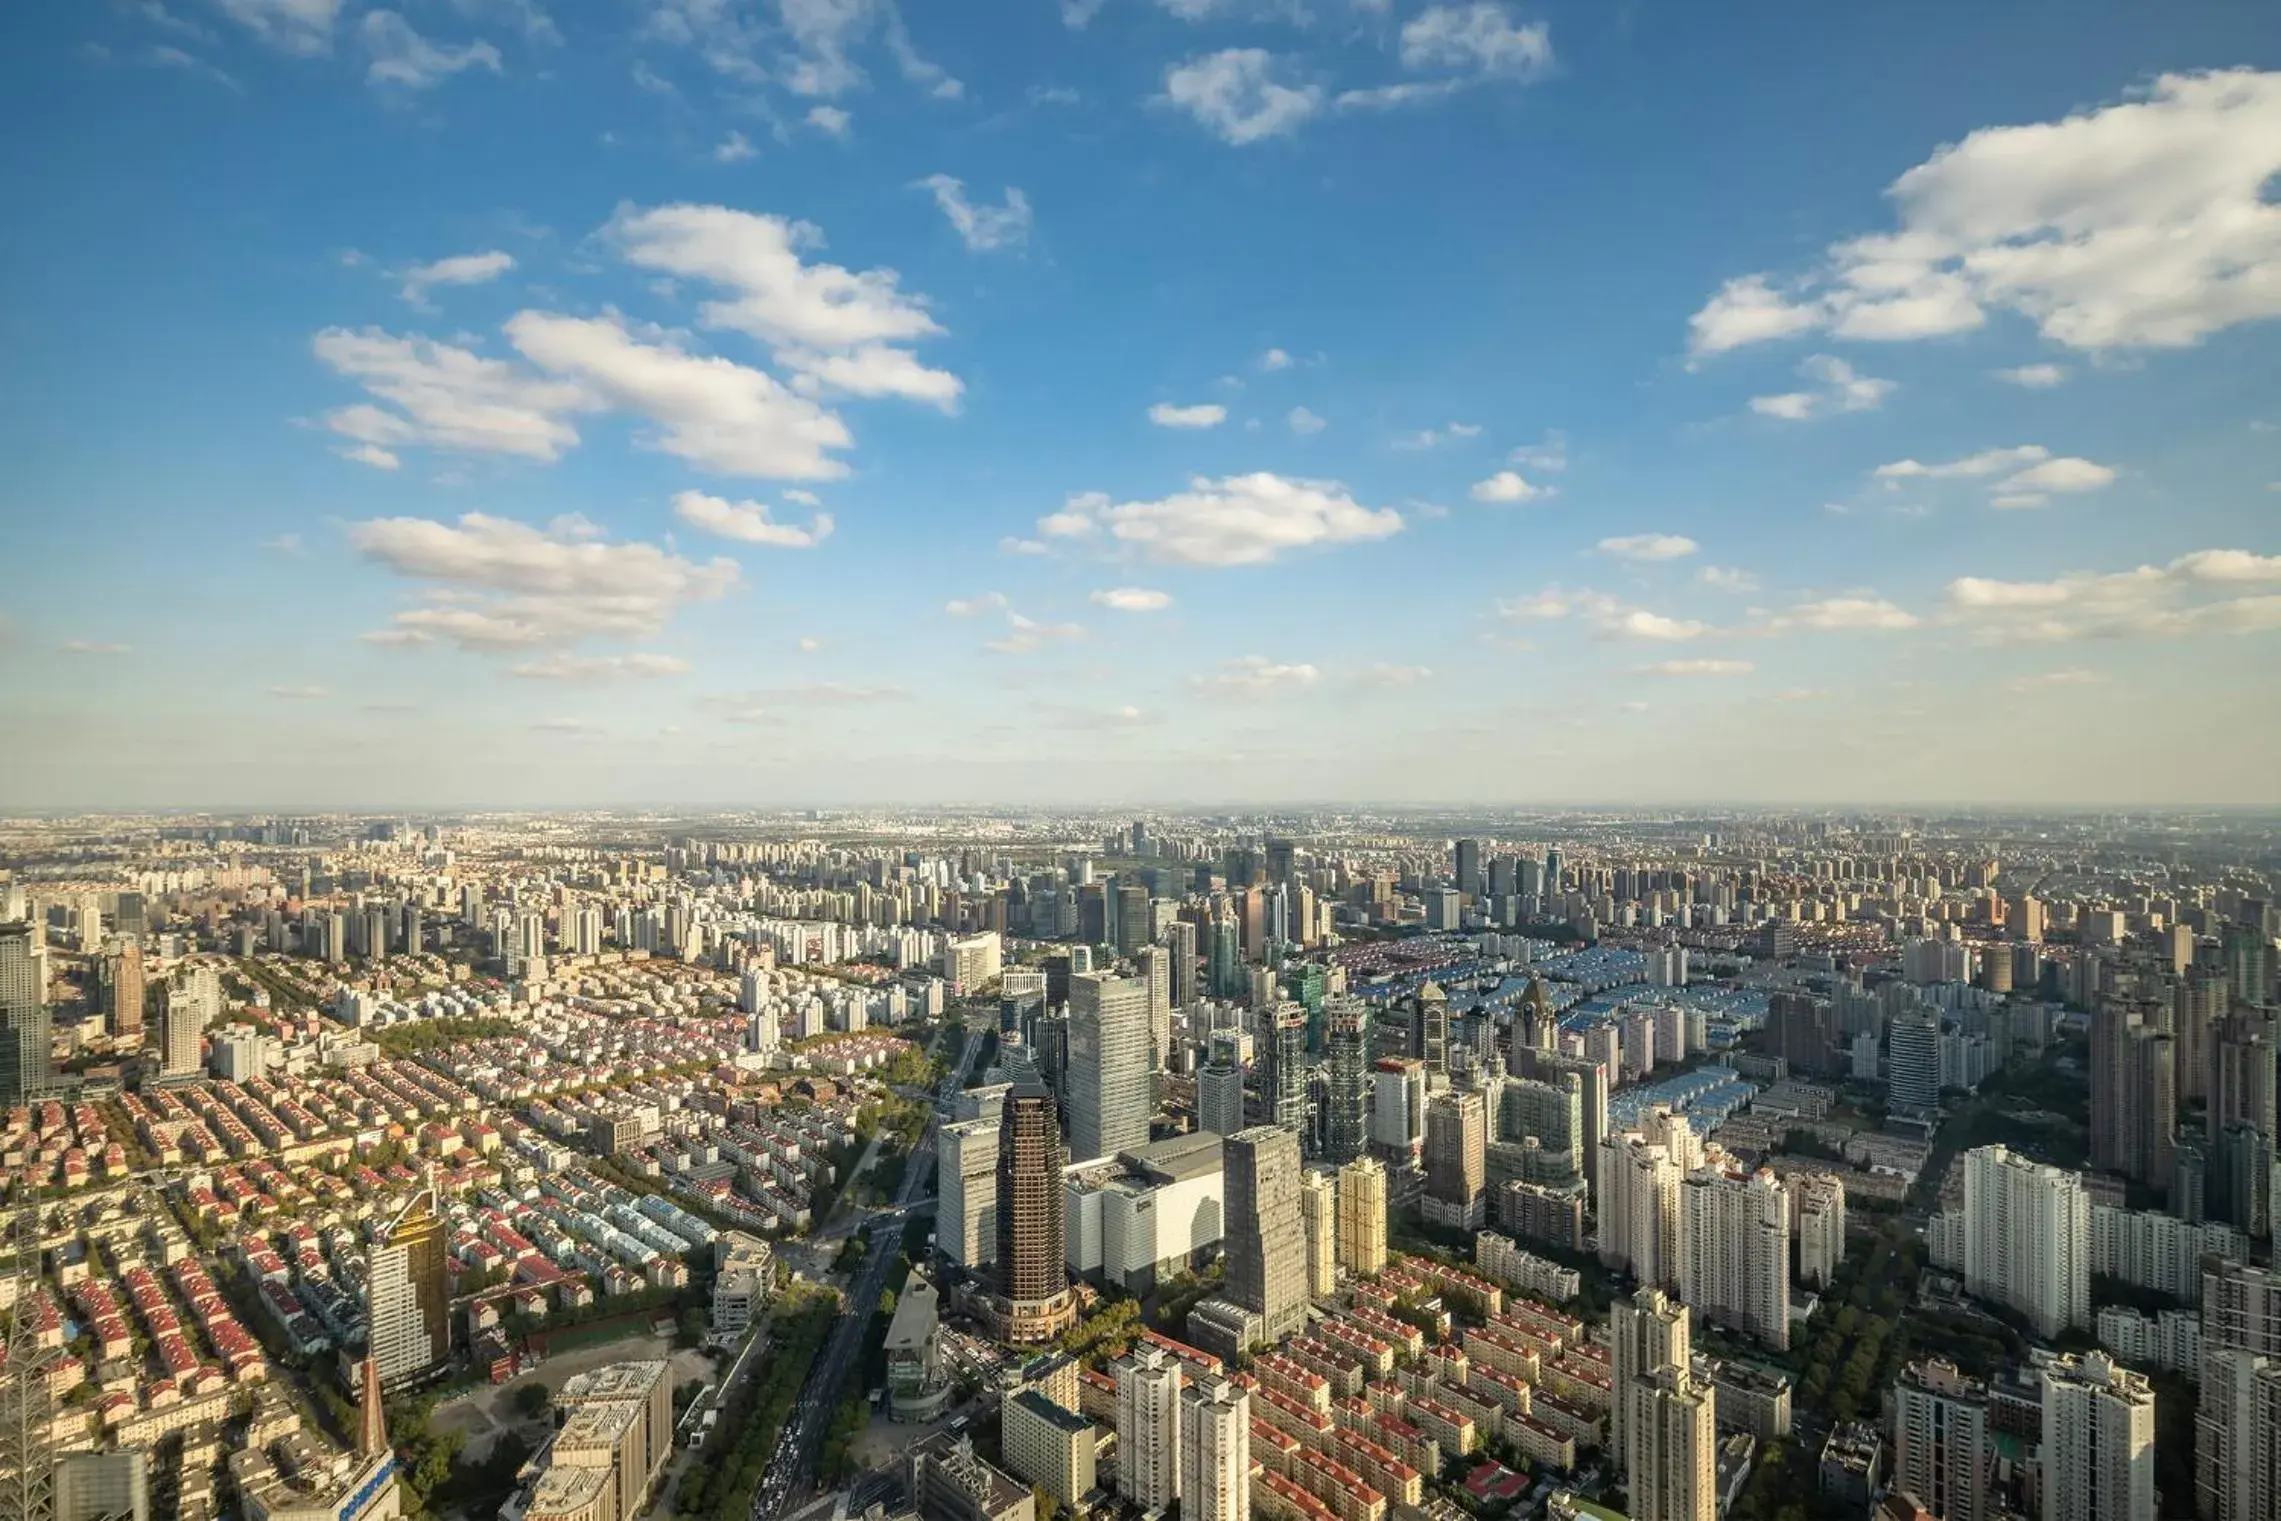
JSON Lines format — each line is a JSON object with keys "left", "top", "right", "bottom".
{"left": 1335, "top": 1157, "right": 1388, "bottom": 1277}
{"left": 1323, "top": 996, "right": 1370, "bottom": 1164}
{"left": 1677, "top": 1165, "right": 1791, "bottom": 1350}
{"left": 2040, "top": 1353, "right": 2155, "bottom": 1521}
{"left": 1894, "top": 1360, "right": 1990, "bottom": 1521}
{"left": 105, "top": 939, "right": 144, "bottom": 1040}
{"left": 1115, "top": 882, "right": 1150, "bottom": 960}
{"left": 1454, "top": 839, "right": 1482, "bottom": 900}
{"left": 1164, "top": 920, "right": 1199, "bottom": 1011}
{"left": 1888, "top": 1012, "right": 1942, "bottom": 1111}
{"left": 938, "top": 1119, "right": 999, "bottom": 1271}
{"left": 1611, "top": 1288, "right": 1713, "bottom": 1521}
{"left": 1423, "top": 1090, "right": 1487, "bottom": 1230}
{"left": 367, "top": 1181, "right": 449, "bottom": 1389}
{"left": 1068, "top": 971, "right": 1151, "bottom": 1163}
{"left": 1178, "top": 1377, "right": 1250, "bottom": 1521}
{"left": 1224, "top": 1125, "right": 1307, "bottom": 1346}
{"left": 1416, "top": 981, "right": 1450, "bottom": 1074}
{"left": 2195, "top": 1258, "right": 2281, "bottom": 1521}
{"left": 1113, "top": 1346, "right": 1181, "bottom": 1512}
{"left": 1298, "top": 1168, "right": 1337, "bottom": 1299}
{"left": 1266, "top": 1002, "right": 1309, "bottom": 1137}
{"left": 0, "top": 922, "right": 51, "bottom": 1105}
{"left": 992, "top": 1082, "right": 1078, "bottom": 1342}
{"left": 1198, "top": 1030, "right": 1246, "bottom": 1137}
{"left": 158, "top": 965, "right": 220, "bottom": 1082}
{"left": 1961, "top": 1145, "right": 2088, "bottom": 1338}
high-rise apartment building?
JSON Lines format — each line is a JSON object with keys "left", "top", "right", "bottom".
{"left": 939, "top": 1119, "right": 999, "bottom": 1271}
{"left": 1612, "top": 1289, "right": 1713, "bottom": 1521}
{"left": 1894, "top": 1359, "right": 1990, "bottom": 1521}
{"left": 1961, "top": 1145, "right": 2088, "bottom": 1338}
{"left": 1888, "top": 1012, "right": 1942, "bottom": 1111}
{"left": 1323, "top": 996, "right": 1370, "bottom": 1164}
{"left": 1113, "top": 1346, "right": 1181, "bottom": 1512}
{"left": 1422, "top": 1089, "right": 1487, "bottom": 1230}
{"left": 1298, "top": 1168, "right": 1338, "bottom": 1299}
{"left": 1178, "top": 1377, "right": 1250, "bottom": 1521}
{"left": 2040, "top": 1353, "right": 2154, "bottom": 1521}
{"left": 368, "top": 1183, "right": 449, "bottom": 1388}
{"left": 1455, "top": 839, "right": 1482, "bottom": 899}
{"left": 992, "top": 1082, "right": 1077, "bottom": 1342}
{"left": 1678, "top": 1165, "right": 1791, "bottom": 1350}
{"left": 1598, "top": 1110, "right": 1702, "bottom": 1290}
{"left": 1224, "top": 1125, "right": 1307, "bottom": 1346}
{"left": 158, "top": 963, "right": 221, "bottom": 1081}
{"left": 2196, "top": 1259, "right": 2281, "bottom": 1521}
{"left": 1335, "top": 1157, "right": 1388, "bottom": 1277}
{"left": 1794, "top": 1173, "right": 1847, "bottom": 1288}
{"left": 0, "top": 920, "right": 52, "bottom": 1103}
{"left": 1068, "top": 971, "right": 1152, "bottom": 1163}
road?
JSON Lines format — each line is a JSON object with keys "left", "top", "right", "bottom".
{"left": 752, "top": 1025, "right": 985, "bottom": 1521}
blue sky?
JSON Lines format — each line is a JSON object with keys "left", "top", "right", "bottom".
{"left": 3, "top": 0, "right": 2278, "bottom": 808}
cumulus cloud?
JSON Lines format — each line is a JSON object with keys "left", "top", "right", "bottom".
{"left": 1995, "top": 363, "right": 2069, "bottom": 388}
{"left": 807, "top": 104, "right": 852, "bottom": 136}
{"left": 1149, "top": 402, "right": 1227, "bottom": 429}
{"left": 267, "top": 683, "right": 331, "bottom": 699}
{"left": 1354, "top": 662, "right": 1433, "bottom": 687}
{"left": 1287, "top": 406, "right": 1326, "bottom": 434}
{"left": 397, "top": 249, "right": 514, "bottom": 308}
{"left": 1398, "top": 3, "right": 1551, "bottom": 78}
{"left": 1597, "top": 533, "right": 1698, "bottom": 562}
{"left": 1090, "top": 587, "right": 1173, "bottom": 612}
{"left": 214, "top": 0, "right": 339, "bottom": 55}
{"left": 1162, "top": 49, "right": 1323, "bottom": 145}
{"left": 714, "top": 130, "right": 758, "bottom": 163}
{"left": 348, "top": 511, "right": 739, "bottom": 652}
{"left": 1946, "top": 548, "right": 2281, "bottom": 643}
{"left": 944, "top": 592, "right": 1010, "bottom": 617}
{"left": 360, "top": 10, "right": 500, "bottom": 89}
{"left": 915, "top": 175, "right": 1033, "bottom": 252}
{"left": 1469, "top": 470, "right": 1547, "bottom": 503}
{"left": 1497, "top": 586, "right": 1708, "bottom": 642}
{"left": 1258, "top": 347, "right": 1293, "bottom": 372}
{"left": 1391, "top": 422, "right": 1480, "bottom": 450}
{"left": 1759, "top": 595, "right": 1920, "bottom": 632}
{"left": 1874, "top": 443, "right": 2116, "bottom": 510}
{"left": 1748, "top": 354, "right": 1895, "bottom": 420}
{"left": 986, "top": 613, "right": 1089, "bottom": 655}
{"left": 672, "top": 490, "right": 835, "bottom": 548}
{"left": 509, "top": 653, "right": 691, "bottom": 680}
{"left": 314, "top": 326, "right": 593, "bottom": 466}
{"left": 1193, "top": 655, "right": 1321, "bottom": 696}
{"left": 1639, "top": 659, "right": 1752, "bottom": 677}
{"left": 1687, "top": 70, "right": 2281, "bottom": 356}
{"left": 1696, "top": 565, "right": 1758, "bottom": 593}
{"left": 1037, "top": 472, "right": 1402, "bottom": 567}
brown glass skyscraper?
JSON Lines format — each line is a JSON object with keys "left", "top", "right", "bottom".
{"left": 991, "top": 1080, "right": 1077, "bottom": 1342}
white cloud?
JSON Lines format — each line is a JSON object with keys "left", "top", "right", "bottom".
{"left": 360, "top": 10, "right": 501, "bottom": 88}
{"left": 1149, "top": 402, "right": 1227, "bottom": 429}
{"left": 509, "top": 653, "right": 691, "bottom": 680}
{"left": 1335, "top": 80, "right": 1467, "bottom": 112}
{"left": 61, "top": 640, "right": 132, "bottom": 656}
{"left": 1747, "top": 354, "right": 1894, "bottom": 420}
{"left": 1994, "top": 362, "right": 2069, "bottom": 388}
{"left": 1947, "top": 548, "right": 2281, "bottom": 642}
{"left": 264, "top": 534, "right": 303, "bottom": 554}
{"left": 2002, "top": 456, "right": 2117, "bottom": 493}
{"left": 1639, "top": 659, "right": 1752, "bottom": 678}
{"left": 672, "top": 490, "right": 835, "bottom": 548}
{"left": 1763, "top": 595, "right": 1919, "bottom": 632}
{"left": 1090, "top": 587, "right": 1173, "bottom": 612}
{"left": 998, "top": 536, "right": 1049, "bottom": 556}
{"left": 1686, "top": 70, "right": 2281, "bottom": 355}
{"left": 1696, "top": 565, "right": 1758, "bottom": 593}
{"left": 1876, "top": 445, "right": 2051, "bottom": 481}
{"left": 944, "top": 592, "right": 1010, "bottom": 617}
{"left": 1354, "top": 662, "right": 1433, "bottom": 687}
{"left": 1287, "top": 406, "right": 1326, "bottom": 434}
{"left": 1598, "top": 533, "right": 1698, "bottom": 562}
{"left": 213, "top": 0, "right": 339, "bottom": 55}
{"left": 1039, "top": 472, "right": 1402, "bottom": 567}
{"left": 1193, "top": 655, "right": 1321, "bottom": 696}
{"left": 1162, "top": 49, "right": 1323, "bottom": 145}
{"left": 986, "top": 613, "right": 1087, "bottom": 655}
{"left": 1497, "top": 586, "right": 1709, "bottom": 642}
{"left": 915, "top": 175, "right": 1033, "bottom": 253}
{"left": 1398, "top": 3, "right": 1551, "bottom": 78}
{"left": 807, "top": 104, "right": 851, "bottom": 136}
{"left": 1390, "top": 421, "right": 1480, "bottom": 450}
{"left": 1509, "top": 432, "right": 1567, "bottom": 471}
{"left": 1469, "top": 470, "right": 1546, "bottom": 503}
{"left": 314, "top": 326, "right": 593, "bottom": 464}
{"left": 267, "top": 683, "right": 331, "bottom": 699}
{"left": 714, "top": 130, "right": 758, "bottom": 163}
{"left": 397, "top": 249, "right": 514, "bottom": 308}
{"left": 506, "top": 309, "right": 857, "bottom": 478}
{"left": 794, "top": 635, "right": 823, "bottom": 652}
{"left": 1874, "top": 443, "right": 2115, "bottom": 510}
{"left": 348, "top": 511, "right": 739, "bottom": 651}
{"left": 1258, "top": 347, "right": 1293, "bottom": 372}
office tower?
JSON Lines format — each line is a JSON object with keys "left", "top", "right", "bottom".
{"left": 2039, "top": 1353, "right": 2154, "bottom": 1521}
{"left": 2196, "top": 1259, "right": 2281, "bottom": 1521}
{"left": 1335, "top": 1157, "right": 1388, "bottom": 1277}
{"left": 1455, "top": 839, "right": 1482, "bottom": 899}
{"left": 158, "top": 965, "right": 220, "bottom": 1081}
{"left": 1113, "top": 1347, "right": 1181, "bottom": 1512}
{"left": 367, "top": 1182, "right": 449, "bottom": 1388}
{"left": 992, "top": 1083, "right": 1077, "bottom": 1342}
{"left": 105, "top": 939, "right": 145, "bottom": 1039}
{"left": 0, "top": 922, "right": 51, "bottom": 1104}
{"left": 1543, "top": 848, "right": 1562, "bottom": 892}
{"left": 939, "top": 1119, "right": 1000, "bottom": 1271}
{"left": 1371, "top": 1058, "right": 1426, "bottom": 1164}
{"left": 1324, "top": 996, "right": 1370, "bottom": 1164}
{"left": 1767, "top": 992, "right": 1837, "bottom": 1076}
{"left": 1795, "top": 1173, "right": 1847, "bottom": 1288}
{"left": 1518, "top": 974, "right": 1558, "bottom": 1055}
{"left": 1889, "top": 1012, "right": 1942, "bottom": 1111}
{"left": 1138, "top": 945, "right": 1173, "bottom": 1066}
{"left": 1960, "top": 1146, "right": 2088, "bottom": 1338}
{"left": 1612, "top": 1289, "right": 1713, "bottom": 1521}
{"left": 1178, "top": 1377, "right": 1250, "bottom": 1521}
{"left": 1224, "top": 1126, "right": 1307, "bottom": 1345}
{"left": 1164, "top": 920, "right": 1198, "bottom": 1011}
{"left": 1423, "top": 1090, "right": 1487, "bottom": 1230}
{"left": 1208, "top": 914, "right": 1242, "bottom": 1000}
{"left": 1198, "top": 1032, "right": 1246, "bottom": 1136}
{"left": 1116, "top": 883, "right": 1150, "bottom": 960}
{"left": 1298, "top": 1169, "right": 1337, "bottom": 1298}
{"left": 1068, "top": 971, "right": 1151, "bottom": 1162}
{"left": 1267, "top": 1003, "right": 1309, "bottom": 1136}
{"left": 1678, "top": 1165, "right": 1791, "bottom": 1350}
{"left": 1894, "top": 1360, "right": 1990, "bottom": 1521}
{"left": 1417, "top": 981, "right": 1450, "bottom": 1073}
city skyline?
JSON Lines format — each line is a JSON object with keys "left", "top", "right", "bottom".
{"left": 1, "top": 6, "right": 2277, "bottom": 807}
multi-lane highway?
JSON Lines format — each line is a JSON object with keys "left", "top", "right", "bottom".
{"left": 751, "top": 1025, "right": 985, "bottom": 1521}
